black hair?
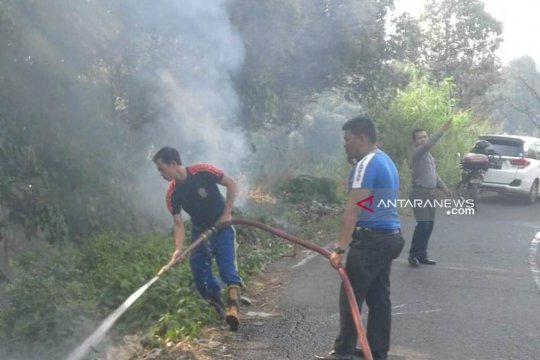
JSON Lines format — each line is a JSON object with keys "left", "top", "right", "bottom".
{"left": 152, "top": 146, "right": 182, "bottom": 165}
{"left": 412, "top": 128, "right": 427, "bottom": 141}
{"left": 342, "top": 116, "right": 377, "bottom": 143}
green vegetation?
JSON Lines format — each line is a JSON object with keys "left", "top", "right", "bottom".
{"left": 0, "top": 223, "right": 290, "bottom": 359}
{"left": 280, "top": 175, "right": 341, "bottom": 204}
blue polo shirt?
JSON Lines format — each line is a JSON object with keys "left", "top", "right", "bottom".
{"left": 348, "top": 149, "right": 400, "bottom": 229}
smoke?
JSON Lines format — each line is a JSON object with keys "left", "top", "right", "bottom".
{"left": 125, "top": 0, "right": 248, "bottom": 220}
{"left": 2, "top": 0, "right": 248, "bottom": 226}
{"left": 1, "top": 1, "right": 247, "bottom": 358}
{"left": 143, "top": 0, "right": 246, "bottom": 168}
{"left": 156, "top": 66, "right": 246, "bottom": 169}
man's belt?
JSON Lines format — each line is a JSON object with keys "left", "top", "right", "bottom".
{"left": 413, "top": 184, "right": 435, "bottom": 189}
{"left": 354, "top": 226, "right": 400, "bottom": 235}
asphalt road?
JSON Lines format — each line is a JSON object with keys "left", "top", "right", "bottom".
{"left": 228, "top": 194, "right": 540, "bottom": 360}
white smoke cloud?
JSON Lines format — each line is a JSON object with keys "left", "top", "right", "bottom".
{"left": 134, "top": 0, "right": 248, "bottom": 221}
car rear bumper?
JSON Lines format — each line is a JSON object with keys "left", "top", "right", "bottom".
{"left": 480, "top": 181, "right": 529, "bottom": 195}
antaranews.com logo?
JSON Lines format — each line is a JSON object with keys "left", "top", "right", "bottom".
{"left": 357, "top": 195, "right": 476, "bottom": 216}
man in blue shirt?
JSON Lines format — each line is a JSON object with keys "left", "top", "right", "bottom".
{"left": 315, "top": 116, "right": 404, "bottom": 360}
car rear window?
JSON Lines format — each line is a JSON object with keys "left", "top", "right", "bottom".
{"left": 482, "top": 139, "right": 524, "bottom": 157}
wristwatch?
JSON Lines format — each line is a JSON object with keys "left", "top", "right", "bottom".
{"left": 333, "top": 246, "right": 345, "bottom": 254}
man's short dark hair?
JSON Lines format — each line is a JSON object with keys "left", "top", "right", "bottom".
{"left": 153, "top": 146, "right": 182, "bottom": 165}
{"left": 342, "top": 116, "right": 377, "bottom": 143}
{"left": 412, "top": 128, "right": 427, "bottom": 141}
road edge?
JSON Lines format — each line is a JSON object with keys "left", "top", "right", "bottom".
{"left": 529, "top": 231, "right": 540, "bottom": 294}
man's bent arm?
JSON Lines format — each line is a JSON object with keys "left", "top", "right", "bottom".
{"left": 412, "top": 131, "right": 444, "bottom": 161}
{"left": 412, "top": 120, "right": 452, "bottom": 161}
{"left": 335, "top": 188, "right": 370, "bottom": 250}
{"left": 220, "top": 175, "right": 237, "bottom": 217}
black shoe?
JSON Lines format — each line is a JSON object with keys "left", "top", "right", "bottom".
{"left": 408, "top": 256, "right": 419, "bottom": 267}
{"left": 353, "top": 348, "right": 387, "bottom": 359}
{"left": 314, "top": 350, "right": 353, "bottom": 360}
{"left": 418, "top": 257, "right": 436, "bottom": 265}
{"left": 239, "top": 295, "right": 253, "bottom": 306}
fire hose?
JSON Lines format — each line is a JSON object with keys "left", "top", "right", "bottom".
{"left": 231, "top": 217, "right": 373, "bottom": 360}
{"left": 66, "top": 219, "right": 372, "bottom": 360}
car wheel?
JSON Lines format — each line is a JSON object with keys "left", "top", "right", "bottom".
{"left": 527, "top": 180, "right": 539, "bottom": 205}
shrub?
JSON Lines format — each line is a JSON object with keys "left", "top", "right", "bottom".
{"left": 0, "top": 243, "right": 94, "bottom": 359}
{"left": 280, "top": 175, "right": 340, "bottom": 204}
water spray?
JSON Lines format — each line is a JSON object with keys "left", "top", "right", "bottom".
{"left": 65, "top": 227, "right": 217, "bottom": 360}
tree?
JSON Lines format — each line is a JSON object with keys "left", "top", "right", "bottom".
{"left": 419, "top": 0, "right": 503, "bottom": 107}
{"left": 485, "top": 56, "right": 540, "bottom": 134}
{"left": 228, "top": 0, "right": 395, "bottom": 130}
{"left": 387, "top": 12, "right": 425, "bottom": 65}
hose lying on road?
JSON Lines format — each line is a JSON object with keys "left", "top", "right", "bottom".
{"left": 66, "top": 219, "right": 372, "bottom": 360}
{"left": 231, "top": 217, "right": 373, "bottom": 360}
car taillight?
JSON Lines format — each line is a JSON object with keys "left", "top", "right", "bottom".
{"left": 510, "top": 158, "right": 530, "bottom": 168}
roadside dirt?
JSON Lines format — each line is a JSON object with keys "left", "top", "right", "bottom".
{"left": 146, "top": 256, "right": 294, "bottom": 360}
{"left": 152, "top": 243, "right": 330, "bottom": 358}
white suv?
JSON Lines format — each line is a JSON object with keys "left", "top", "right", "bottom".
{"left": 478, "top": 134, "right": 540, "bottom": 204}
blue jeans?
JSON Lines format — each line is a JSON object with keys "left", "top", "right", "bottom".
{"left": 190, "top": 225, "right": 242, "bottom": 300}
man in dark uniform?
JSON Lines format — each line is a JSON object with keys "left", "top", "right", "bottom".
{"left": 153, "top": 146, "right": 243, "bottom": 331}
{"left": 315, "top": 116, "right": 404, "bottom": 360}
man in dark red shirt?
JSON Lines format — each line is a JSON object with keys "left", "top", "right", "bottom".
{"left": 153, "top": 146, "right": 242, "bottom": 331}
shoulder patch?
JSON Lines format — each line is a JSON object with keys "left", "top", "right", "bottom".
{"left": 352, "top": 152, "right": 377, "bottom": 188}
{"left": 188, "top": 163, "right": 223, "bottom": 177}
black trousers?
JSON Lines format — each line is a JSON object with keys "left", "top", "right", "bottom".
{"left": 409, "top": 187, "right": 436, "bottom": 259}
{"left": 333, "top": 230, "right": 404, "bottom": 355}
